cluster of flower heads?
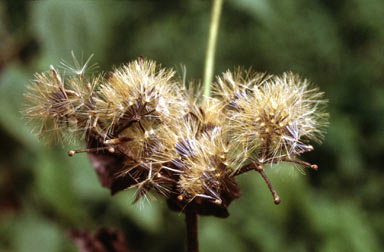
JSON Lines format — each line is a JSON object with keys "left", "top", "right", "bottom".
{"left": 24, "top": 57, "right": 327, "bottom": 214}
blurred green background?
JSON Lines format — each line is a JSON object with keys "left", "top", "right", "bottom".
{"left": 1, "top": 0, "right": 383, "bottom": 251}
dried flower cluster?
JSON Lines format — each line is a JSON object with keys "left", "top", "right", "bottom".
{"left": 24, "top": 57, "right": 327, "bottom": 215}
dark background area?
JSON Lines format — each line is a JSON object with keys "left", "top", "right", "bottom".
{"left": 0, "top": 0, "right": 383, "bottom": 251}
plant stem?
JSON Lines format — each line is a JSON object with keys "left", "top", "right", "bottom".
{"left": 184, "top": 2, "right": 223, "bottom": 250}
{"left": 255, "top": 164, "right": 281, "bottom": 205}
{"left": 232, "top": 163, "right": 255, "bottom": 176}
{"left": 280, "top": 157, "right": 318, "bottom": 170}
{"left": 202, "top": 0, "right": 223, "bottom": 104}
{"left": 185, "top": 205, "right": 199, "bottom": 252}
{"left": 234, "top": 161, "right": 280, "bottom": 204}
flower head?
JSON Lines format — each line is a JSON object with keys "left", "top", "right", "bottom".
{"left": 220, "top": 71, "right": 328, "bottom": 161}
{"left": 95, "top": 59, "right": 187, "bottom": 135}
{"left": 23, "top": 66, "right": 99, "bottom": 143}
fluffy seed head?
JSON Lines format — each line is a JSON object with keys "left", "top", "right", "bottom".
{"left": 151, "top": 107, "right": 233, "bottom": 203}
{"left": 213, "top": 68, "right": 271, "bottom": 110}
{"left": 23, "top": 66, "right": 99, "bottom": 143}
{"left": 227, "top": 71, "right": 328, "bottom": 160}
{"left": 95, "top": 59, "right": 187, "bottom": 135}
{"left": 177, "top": 129, "right": 231, "bottom": 202}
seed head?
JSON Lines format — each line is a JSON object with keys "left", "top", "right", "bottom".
{"left": 23, "top": 66, "right": 99, "bottom": 143}
{"left": 225, "top": 71, "right": 328, "bottom": 160}
{"left": 152, "top": 113, "right": 232, "bottom": 203}
{"left": 95, "top": 59, "right": 187, "bottom": 135}
{"left": 213, "top": 68, "right": 271, "bottom": 110}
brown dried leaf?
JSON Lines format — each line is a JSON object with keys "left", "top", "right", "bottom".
{"left": 86, "top": 136, "right": 136, "bottom": 195}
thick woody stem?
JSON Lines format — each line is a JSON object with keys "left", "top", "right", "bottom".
{"left": 185, "top": 205, "right": 199, "bottom": 252}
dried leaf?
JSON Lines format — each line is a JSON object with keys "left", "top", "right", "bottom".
{"left": 87, "top": 136, "right": 136, "bottom": 195}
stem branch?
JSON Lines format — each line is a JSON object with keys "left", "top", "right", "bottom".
{"left": 234, "top": 161, "right": 280, "bottom": 204}
{"left": 280, "top": 157, "right": 318, "bottom": 170}
{"left": 255, "top": 164, "right": 280, "bottom": 205}
{"left": 232, "top": 163, "right": 255, "bottom": 176}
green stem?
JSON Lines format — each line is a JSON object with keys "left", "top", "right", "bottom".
{"left": 202, "top": 0, "right": 223, "bottom": 104}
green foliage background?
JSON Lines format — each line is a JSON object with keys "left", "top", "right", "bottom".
{"left": 1, "top": 0, "right": 383, "bottom": 251}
